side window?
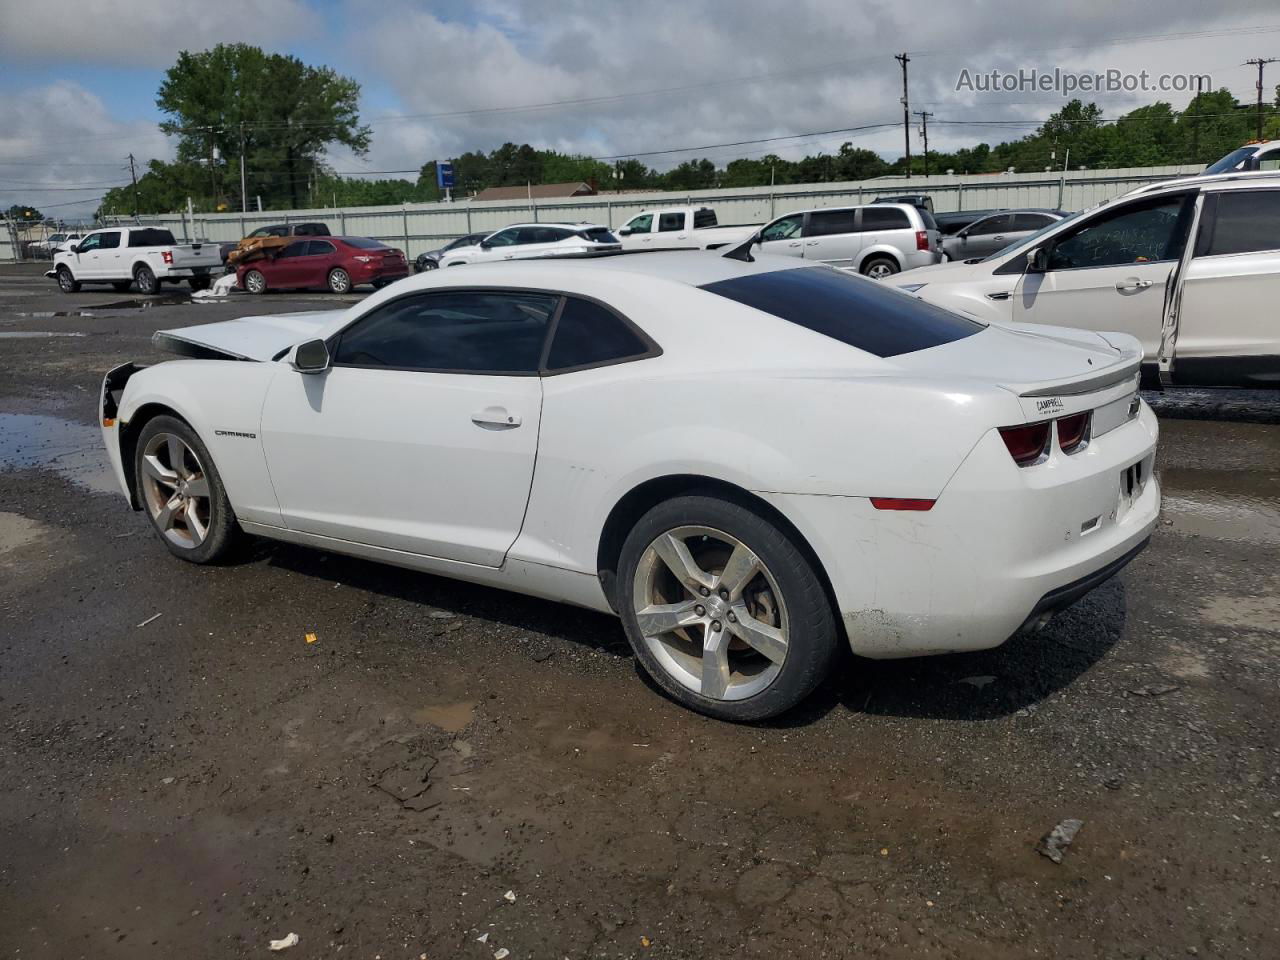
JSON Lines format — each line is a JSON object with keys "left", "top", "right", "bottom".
{"left": 333, "top": 291, "right": 559, "bottom": 373}
{"left": 276, "top": 241, "right": 308, "bottom": 259}
{"left": 1197, "top": 190, "right": 1280, "bottom": 257}
{"left": 1256, "top": 149, "right": 1280, "bottom": 172}
{"left": 485, "top": 229, "right": 520, "bottom": 247}
{"left": 625, "top": 214, "right": 653, "bottom": 234}
{"left": 861, "top": 208, "right": 911, "bottom": 231}
{"left": 546, "top": 297, "right": 653, "bottom": 371}
{"left": 518, "top": 226, "right": 571, "bottom": 244}
{"left": 1010, "top": 213, "right": 1054, "bottom": 231}
{"left": 805, "top": 209, "right": 857, "bottom": 237}
{"left": 1047, "top": 196, "right": 1190, "bottom": 270}
{"left": 658, "top": 212, "right": 685, "bottom": 232}
{"left": 307, "top": 240, "right": 336, "bottom": 256}
{"left": 760, "top": 214, "right": 803, "bottom": 242}
{"left": 97, "top": 231, "right": 121, "bottom": 249}
{"left": 967, "top": 214, "right": 1011, "bottom": 236}
{"left": 77, "top": 233, "right": 103, "bottom": 252}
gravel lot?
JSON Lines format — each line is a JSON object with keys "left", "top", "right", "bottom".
{"left": 1, "top": 261, "right": 1277, "bottom": 959}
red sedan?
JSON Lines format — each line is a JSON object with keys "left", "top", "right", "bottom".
{"left": 237, "top": 236, "right": 409, "bottom": 294}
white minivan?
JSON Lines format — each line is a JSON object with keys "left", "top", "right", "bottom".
{"left": 754, "top": 203, "right": 942, "bottom": 278}
{"left": 898, "top": 171, "right": 1280, "bottom": 388}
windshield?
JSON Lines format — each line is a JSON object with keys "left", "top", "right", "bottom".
{"left": 980, "top": 208, "right": 1086, "bottom": 262}
{"left": 1204, "top": 146, "right": 1257, "bottom": 174}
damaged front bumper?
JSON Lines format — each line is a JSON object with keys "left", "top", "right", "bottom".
{"left": 100, "top": 363, "right": 147, "bottom": 507}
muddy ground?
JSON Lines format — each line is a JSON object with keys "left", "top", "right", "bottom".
{"left": 1, "top": 261, "right": 1277, "bottom": 959}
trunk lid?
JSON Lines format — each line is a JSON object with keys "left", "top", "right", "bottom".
{"left": 153, "top": 310, "right": 344, "bottom": 361}
{"left": 893, "top": 322, "right": 1143, "bottom": 420}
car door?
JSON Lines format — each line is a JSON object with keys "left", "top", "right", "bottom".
{"left": 258, "top": 289, "right": 557, "bottom": 566}
{"left": 945, "top": 213, "right": 1011, "bottom": 260}
{"left": 265, "top": 240, "right": 311, "bottom": 287}
{"left": 97, "top": 229, "right": 125, "bottom": 278}
{"left": 655, "top": 210, "right": 691, "bottom": 247}
{"left": 801, "top": 208, "right": 860, "bottom": 266}
{"left": 621, "top": 213, "right": 654, "bottom": 246}
{"left": 1166, "top": 187, "right": 1280, "bottom": 384}
{"left": 1010, "top": 193, "right": 1195, "bottom": 358}
{"left": 857, "top": 206, "right": 913, "bottom": 264}
{"left": 70, "top": 231, "right": 106, "bottom": 278}
{"left": 475, "top": 227, "right": 522, "bottom": 262}
{"left": 756, "top": 213, "right": 805, "bottom": 257}
{"left": 298, "top": 239, "right": 338, "bottom": 288}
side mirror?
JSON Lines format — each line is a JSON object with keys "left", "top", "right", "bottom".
{"left": 479, "top": 239, "right": 493, "bottom": 249}
{"left": 1026, "top": 247, "right": 1050, "bottom": 273}
{"left": 617, "top": 227, "right": 632, "bottom": 236}
{"left": 69, "top": 243, "right": 80, "bottom": 254}
{"left": 290, "top": 338, "right": 330, "bottom": 374}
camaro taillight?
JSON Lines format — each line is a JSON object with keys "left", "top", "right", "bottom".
{"left": 915, "top": 230, "right": 929, "bottom": 251}
{"left": 1057, "top": 412, "right": 1091, "bottom": 454}
{"left": 870, "top": 497, "right": 935, "bottom": 511}
{"left": 999, "top": 422, "right": 1051, "bottom": 466}
{"left": 161, "top": 250, "right": 173, "bottom": 264}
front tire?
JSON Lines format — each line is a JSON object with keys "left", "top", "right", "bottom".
{"left": 617, "top": 494, "right": 838, "bottom": 721}
{"left": 244, "top": 270, "right": 267, "bottom": 295}
{"left": 327, "top": 268, "right": 351, "bottom": 293}
{"left": 134, "top": 264, "right": 158, "bottom": 294}
{"left": 860, "top": 255, "right": 899, "bottom": 280}
{"left": 56, "top": 266, "right": 81, "bottom": 293}
{"left": 133, "top": 415, "right": 241, "bottom": 564}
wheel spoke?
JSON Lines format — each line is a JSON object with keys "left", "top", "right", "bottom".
{"left": 142, "top": 454, "right": 178, "bottom": 488}
{"left": 635, "top": 598, "right": 702, "bottom": 636}
{"left": 728, "top": 604, "right": 788, "bottom": 665}
{"left": 156, "top": 494, "right": 183, "bottom": 531}
{"left": 167, "top": 437, "right": 189, "bottom": 478}
{"left": 716, "top": 543, "right": 760, "bottom": 597}
{"left": 700, "top": 624, "right": 732, "bottom": 699}
{"left": 652, "top": 533, "right": 714, "bottom": 592}
{"left": 185, "top": 473, "right": 210, "bottom": 499}
{"left": 185, "top": 502, "right": 207, "bottom": 542}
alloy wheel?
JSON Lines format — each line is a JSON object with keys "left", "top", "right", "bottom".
{"left": 140, "top": 433, "right": 212, "bottom": 549}
{"left": 329, "top": 269, "right": 350, "bottom": 293}
{"left": 631, "top": 525, "right": 789, "bottom": 701}
{"left": 245, "top": 271, "right": 265, "bottom": 294}
{"left": 866, "top": 262, "right": 893, "bottom": 280}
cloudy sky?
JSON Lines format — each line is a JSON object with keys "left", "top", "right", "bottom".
{"left": 1, "top": 0, "right": 1277, "bottom": 219}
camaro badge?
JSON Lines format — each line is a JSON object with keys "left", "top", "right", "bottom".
{"left": 1035, "top": 397, "right": 1065, "bottom": 415}
{"left": 215, "top": 429, "right": 257, "bottom": 439}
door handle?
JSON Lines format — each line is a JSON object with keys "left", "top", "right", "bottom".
{"left": 788, "top": 241, "right": 802, "bottom": 247}
{"left": 992, "top": 235, "right": 1004, "bottom": 241}
{"left": 805, "top": 241, "right": 819, "bottom": 246}
{"left": 1115, "top": 278, "right": 1154, "bottom": 291}
{"left": 471, "top": 407, "right": 521, "bottom": 429}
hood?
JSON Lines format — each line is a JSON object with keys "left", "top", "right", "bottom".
{"left": 896, "top": 257, "right": 996, "bottom": 286}
{"left": 152, "top": 309, "right": 345, "bottom": 361}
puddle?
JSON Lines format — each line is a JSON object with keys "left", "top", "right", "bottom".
{"left": 412, "top": 701, "right": 476, "bottom": 733}
{"left": 0, "top": 511, "right": 47, "bottom": 559}
{"left": 1158, "top": 467, "right": 1280, "bottom": 545}
{"left": 0, "top": 413, "right": 118, "bottom": 494}
{"left": 86, "top": 296, "right": 193, "bottom": 310}
{"left": 10, "top": 311, "right": 100, "bottom": 319}
{"left": 0, "top": 331, "right": 87, "bottom": 338}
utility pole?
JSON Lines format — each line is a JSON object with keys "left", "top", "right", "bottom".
{"left": 1191, "top": 76, "right": 1204, "bottom": 161}
{"left": 895, "top": 53, "right": 911, "bottom": 178}
{"left": 127, "top": 153, "right": 140, "bottom": 216}
{"left": 239, "top": 122, "right": 247, "bottom": 214}
{"left": 1246, "top": 58, "right": 1278, "bottom": 140}
{"left": 914, "top": 110, "right": 933, "bottom": 177}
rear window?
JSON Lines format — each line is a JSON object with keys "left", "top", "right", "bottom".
{"left": 577, "top": 227, "right": 618, "bottom": 243}
{"left": 693, "top": 208, "right": 718, "bottom": 228}
{"left": 861, "top": 208, "right": 911, "bottom": 231}
{"left": 343, "top": 237, "right": 389, "bottom": 249}
{"left": 807, "top": 208, "right": 858, "bottom": 236}
{"left": 129, "top": 228, "right": 177, "bottom": 247}
{"left": 699, "top": 266, "right": 983, "bottom": 358}
{"left": 1197, "top": 190, "right": 1280, "bottom": 256}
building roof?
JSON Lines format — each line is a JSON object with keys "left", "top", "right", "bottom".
{"left": 473, "top": 181, "right": 596, "bottom": 202}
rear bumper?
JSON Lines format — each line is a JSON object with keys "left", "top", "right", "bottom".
{"left": 760, "top": 400, "right": 1160, "bottom": 658}
{"left": 350, "top": 261, "right": 409, "bottom": 282}
{"left": 901, "top": 248, "right": 944, "bottom": 271}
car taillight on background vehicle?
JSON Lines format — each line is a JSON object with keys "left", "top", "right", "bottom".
{"left": 353, "top": 255, "right": 373, "bottom": 262}
{"left": 1057, "top": 411, "right": 1091, "bottom": 454}
{"left": 999, "top": 422, "right": 1051, "bottom": 466}
{"left": 915, "top": 230, "right": 929, "bottom": 251}
{"left": 161, "top": 250, "right": 173, "bottom": 264}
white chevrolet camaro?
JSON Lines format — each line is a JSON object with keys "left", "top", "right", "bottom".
{"left": 100, "top": 251, "right": 1160, "bottom": 720}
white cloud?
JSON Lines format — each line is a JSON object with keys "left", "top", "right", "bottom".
{"left": 0, "top": 0, "right": 316, "bottom": 68}
{"left": 0, "top": 82, "right": 172, "bottom": 220}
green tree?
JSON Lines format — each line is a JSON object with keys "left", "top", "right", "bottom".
{"left": 154, "top": 43, "right": 370, "bottom": 211}
{"left": 4, "top": 204, "right": 44, "bottom": 221}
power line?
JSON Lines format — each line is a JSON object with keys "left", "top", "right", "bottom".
{"left": 1245, "top": 57, "right": 1279, "bottom": 139}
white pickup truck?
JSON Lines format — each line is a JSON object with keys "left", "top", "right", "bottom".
{"left": 51, "top": 226, "right": 221, "bottom": 295}
{"left": 616, "top": 206, "right": 758, "bottom": 251}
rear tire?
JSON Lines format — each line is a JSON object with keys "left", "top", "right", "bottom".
{"left": 56, "top": 266, "right": 80, "bottom": 293}
{"left": 244, "top": 270, "right": 267, "bottom": 295}
{"left": 327, "top": 268, "right": 352, "bottom": 293}
{"left": 133, "top": 415, "right": 241, "bottom": 564}
{"left": 860, "top": 255, "right": 899, "bottom": 280}
{"left": 134, "top": 264, "right": 158, "bottom": 294}
{"left": 617, "top": 494, "right": 838, "bottom": 721}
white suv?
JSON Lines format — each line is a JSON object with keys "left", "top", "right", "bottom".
{"left": 898, "top": 171, "right": 1280, "bottom": 388}
{"left": 753, "top": 203, "right": 942, "bottom": 278}
{"left": 438, "top": 223, "right": 621, "bottom": 266}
